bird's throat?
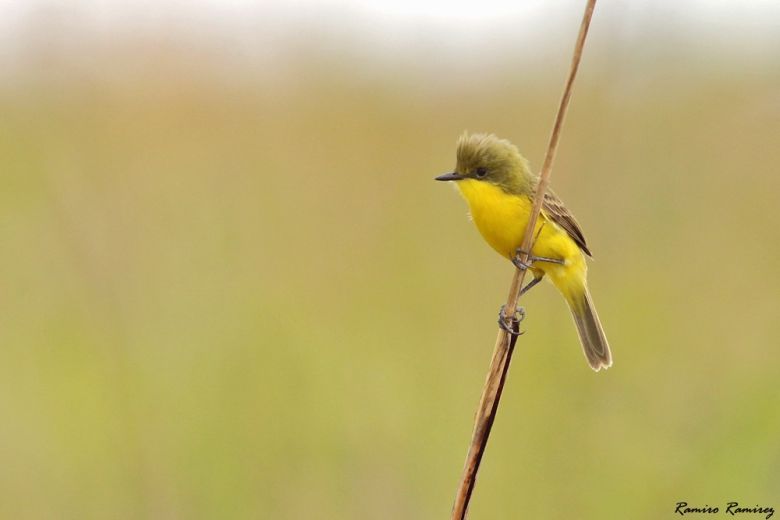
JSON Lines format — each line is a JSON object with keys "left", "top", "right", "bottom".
{"left": 455, "top": 179, "right": 533, "bottom": 260}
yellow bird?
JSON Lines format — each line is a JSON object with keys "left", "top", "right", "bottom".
{"left": 436, "top": 133, "right": 612, "bottom": 371}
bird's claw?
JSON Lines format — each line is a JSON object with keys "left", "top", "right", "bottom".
{"left": 512, "top": 256, "right": 533, "bottom": 271}
{"left": 498, "top": 304, "right": 525, "bottom": 336}
{"left": 512, "top": 248, "right": 565, "bottom": 270}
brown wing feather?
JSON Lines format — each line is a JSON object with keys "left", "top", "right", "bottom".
{"left": 542, "top": 190, "right": 592, "bottom": 257}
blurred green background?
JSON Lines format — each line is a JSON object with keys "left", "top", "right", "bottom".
{"left": 1, "top": 1, "right": 779, "bottom": 518}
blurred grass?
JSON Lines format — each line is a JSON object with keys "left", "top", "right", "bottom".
{"left": 1, "top": 28, "right": 779, "bottom": 519}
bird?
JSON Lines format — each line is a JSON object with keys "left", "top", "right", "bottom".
{"left": 435, "top": 132, "right": 612, "bottom": 371}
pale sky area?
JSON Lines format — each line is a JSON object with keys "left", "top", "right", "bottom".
{"left": 2, "top": 0, "right": 779, "bottom": 42}
{"left": 0, "top": 0, "right": 778, "bottom": 74}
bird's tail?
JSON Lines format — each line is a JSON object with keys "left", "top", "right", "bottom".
{"left": 568, "top": 288, "right": 612, "bottom": 371}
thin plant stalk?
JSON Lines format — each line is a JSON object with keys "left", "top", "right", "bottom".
{"left": 450, "top": 1, "right": 598, "bottom": 518}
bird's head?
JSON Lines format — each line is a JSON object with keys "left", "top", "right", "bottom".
{"left": 435, "top": 132, "right": 535, "bottom": 193}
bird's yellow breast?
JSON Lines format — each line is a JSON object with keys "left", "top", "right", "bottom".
{"left": 455, "top": 179, "right": 586, "bottom": 287}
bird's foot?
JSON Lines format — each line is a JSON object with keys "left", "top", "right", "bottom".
{"left": 512, "top": 248, "right": 566, "bottom": 271}
{"left": 498, "top": 305, "right": 525, "bottom": 336}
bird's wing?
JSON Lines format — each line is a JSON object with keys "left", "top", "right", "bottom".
{"left": 541, "top": 190, "right": 592, "bottom": 257}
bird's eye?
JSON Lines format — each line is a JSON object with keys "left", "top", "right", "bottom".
{"left": 475, "top": 167, "right": 487, "bottom": 178}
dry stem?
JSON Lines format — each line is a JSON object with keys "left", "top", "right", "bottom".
{"left": 450, "top": 1, "right": 597, "bottom": 518}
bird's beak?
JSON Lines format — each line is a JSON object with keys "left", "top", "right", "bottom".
{"left": 435, "top": 172, "right": 465, "bottom": 181}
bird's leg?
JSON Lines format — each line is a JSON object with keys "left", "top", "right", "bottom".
{"left": 498, "top": 305, "right": 525, "bottom": 336}
{"left": 512, "top": 247, "right": 566, "bottom": 271}
{"left": 519, "top": 274, "right": 544, "bottom": 297}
